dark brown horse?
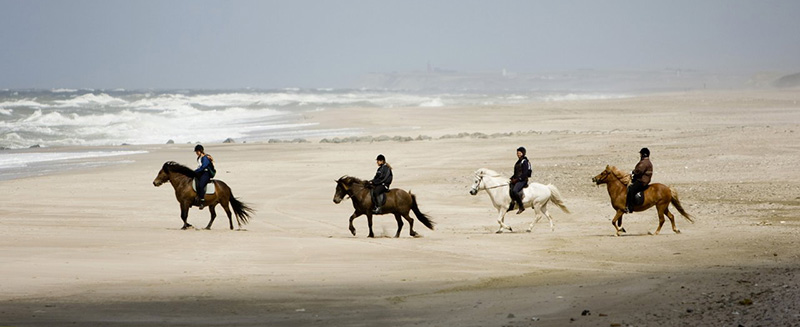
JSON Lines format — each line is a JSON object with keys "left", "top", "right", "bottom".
{"left": 592, "top": 165, "right": 693, "bottom": 236}
{"left": 333, "top": 176, "right": 434, "bottom": 238}
{"left": 153, "top": 161, "right": 254, "bottom": 230}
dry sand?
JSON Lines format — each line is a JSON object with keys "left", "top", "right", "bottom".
{"left": 1, "top": 89, "right": 799, "bottom": 326}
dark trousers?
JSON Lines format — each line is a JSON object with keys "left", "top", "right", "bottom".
{"left": 372, "top": 184, "right": 388, "bottom": 208}
{"left": 626, "top": 181, "right": 647, "bottom": 211}
{"left": 196, "top": 171, "right": 211, "bottom": 200}
{"left": 511, "top": 181, "right": 527, "bottom": 204}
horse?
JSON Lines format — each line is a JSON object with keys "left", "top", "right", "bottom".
{"left": 469, "top": 168, "right": 570, "bottom": 233}
{"left": 153, "top": 161, "right": 254, "bottom": 230}
{"left": 592, "top": 165, "right": 694, "bottom": 236}
{"left": 333, "top": 176, "right": 434, "bottom": 238}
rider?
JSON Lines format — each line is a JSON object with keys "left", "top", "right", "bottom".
{"left": 193, "top": 144, "right": 214, "bottom": 210}
{"left": 627, "top": 147, "right": 653, "bottom": 213}
{"left": 508, "top": 146, "right": 532, "bottom": 214}
{"left": 369, "top": 154, "right": 393, "bottom": 214}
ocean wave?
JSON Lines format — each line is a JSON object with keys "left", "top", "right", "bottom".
{"left": 54, "top": 93, "right": 129, "bottom": 107}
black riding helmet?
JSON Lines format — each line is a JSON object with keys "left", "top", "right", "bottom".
{"left": 516, "top": 146, "right": 526, "bottom": 155}
{"left": 376, "top": 154, "right": 386, "bottom": 161}
{"left": 639, "top": 147, "right": 650, "bottom": 157}
{"left": 194, "top": 144, "right": 204, "bottom": 153}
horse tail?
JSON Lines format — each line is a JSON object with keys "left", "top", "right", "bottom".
{"left": 669, "top": 187, "right": 694, "bottom": 223}
{"left": 410, "top": 193, "right": 435, "bottom": 230}
{"left": 547, "top": 184, "right": 571, "bottom": 213}
{"left": 230, "top": 193, "right": 255, "bottom": 226}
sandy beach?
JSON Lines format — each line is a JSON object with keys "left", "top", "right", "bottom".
{"left": 1, "top": 89, "right": 800, "bottom": 326}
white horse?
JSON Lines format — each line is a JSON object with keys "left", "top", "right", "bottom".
{"left": 469, "top": 168, "right": 570, "bottom": 233}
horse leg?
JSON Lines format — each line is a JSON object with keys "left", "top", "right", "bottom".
{"left": 403, "top": 212, "right": 417, "bottom": 237}
{"left": 611, "top": 210, "right": 624, "bottom": 236}
{"left": 540, "top": 202, "right": 555, "bottom": 232}
{"left": 527, "top": 204, "right": 543, "bottom": 233}
{"left": 366, "top": 214, "right": 375, "bottom": 238}
{"left": 180, "top": 203, "right": 192, "bottom": 230}
{"left": 220, "top": 202, "right": 234, "bottom": 230}
{"left": 665, "top": 206, "right": 680, "bottom": 234}
{"left": 205, "top": 205, "right": 217, "bottom": 230}
{"left": 654, "top": 203, "right": 668, "bottom": 235}
{"left": 496, "top": 209, "right": 512, "bottom": 233}
{"left": 348, "top": 212, "right": 361, "bottom": 236}
{"left": 393, "top": 213, "right": 404, "bottom": 238}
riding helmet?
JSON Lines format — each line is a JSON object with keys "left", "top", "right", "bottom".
{"left": 639, "top": 147, "right": 650, "bottom": 157}
{"left": 516, "top": 146, "right": 526, "bottom": 155}
{"left": 376, "top": 154, "right": 386, "bottom": 161}
{"left": 194, "top": 144, "right": 204, "bottom": 152}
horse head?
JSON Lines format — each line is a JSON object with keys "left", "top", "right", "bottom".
{"left": 470, "top": 168, "right": 500, "bottom": 195}
{"left": 592, "top": 165, "right": 630, "bottom": 185}
{"left": 153, "top": 162, "right": 172, "bottom": 186}
{"left": 333, "top": 176, "right": 354, "bottom": 204}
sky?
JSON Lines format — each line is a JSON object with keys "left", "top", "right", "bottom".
{"left": 1, "top": 0, "right": 799, "bottom": 89}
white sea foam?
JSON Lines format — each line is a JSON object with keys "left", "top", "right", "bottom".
{"left": 0, "top": 150, "right": 147, "bottom": 169}
{"left": 54, "top": 93, "right": 129, "bottom": 107}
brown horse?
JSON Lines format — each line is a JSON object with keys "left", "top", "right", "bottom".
{"left": 153, "top": 161, "right": 254, "bottom": 230}
{"left": 592, "top": 165, "right": 693, "bottom": 236}
{"left": 333, "top": 176, "right": 434, "bottom": 238}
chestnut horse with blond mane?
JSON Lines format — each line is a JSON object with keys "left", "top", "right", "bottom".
{"left": 592, "top": 165, "right": 693, "bottom": 236}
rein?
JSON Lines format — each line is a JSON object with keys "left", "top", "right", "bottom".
{"left": 476, "top": 174, "right": 509, "bottom": 190}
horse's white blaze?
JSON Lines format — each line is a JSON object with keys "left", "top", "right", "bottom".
{"left": 470, "top": 168, "right": 569, "bottom": 233}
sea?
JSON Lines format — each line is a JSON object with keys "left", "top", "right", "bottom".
{"left": 0, "top": 88, "right": 628, "bottom": 180}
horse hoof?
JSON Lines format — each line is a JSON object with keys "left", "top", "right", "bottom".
{"left": 526, "top": 229, "right": 532, "bottom": 233}
{"left": 204, "top": 227, "right": 211, "bottom": 230}
{"left": 410, "top": 231, "right": 418, "bottom": 237}
{"left": 648, "top": 231, "right": 654, "bottom": 235}
{"left": 620, "top": 228, "right": 627, "bottom": 233}
{"left": 350, "top": 229, "right": 356, "bottom": 236}
{"left": 495, "top": 230, "right": 504, "bottom": 234}
{"left": 674, "top": 230, "right": 681, "bottom": 234}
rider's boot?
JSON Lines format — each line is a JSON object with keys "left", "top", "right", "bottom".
{"left": 515, "top": 192, "right": 525, "bottom": 214}
{"left": 506, "top": 202, "right": 516, "bottom": 212}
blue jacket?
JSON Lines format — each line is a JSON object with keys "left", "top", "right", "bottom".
{"left": 195, "top": 155, "right": 211, "bottom": 175}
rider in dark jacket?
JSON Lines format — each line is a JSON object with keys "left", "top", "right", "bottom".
{"left": 626, "top": 147, "right": 653, "bottom": 213}
{"left": 508, "top": 146, "right": 532, "bottom": 214}
{"left": 194, "top": 144, "right": 213, "bottom": 209}
{"left": 370, "top": 154, "right": 393, "bottom": 214}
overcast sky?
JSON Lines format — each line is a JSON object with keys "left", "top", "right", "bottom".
{"left": 1, "top": 0, "right": 799, "bottom": 89}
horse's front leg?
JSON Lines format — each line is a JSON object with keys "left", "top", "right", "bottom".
{"left": 205, "top": 205, "right": 217, "bottom": 230}
{"left": 366, "top": 213, "right": 375, "bottom": 238}
{"left": 180, "top": 202, "right": 192, "bottom": 230}
{"left": 495, "top": 208, "right": 512, "bottom": 233}
{"left": 348, "top": 212, "right": 361, "bottom": 236}
{"left": 611, "top": 210, "right": 624, "bottom": 236}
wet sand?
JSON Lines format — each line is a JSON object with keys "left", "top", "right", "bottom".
{"left": 1, "top": 89, "right": 799, "bottom": 326}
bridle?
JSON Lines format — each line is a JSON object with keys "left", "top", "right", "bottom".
{"left": 471, "top": 173, "right": 509, "bottom": 193}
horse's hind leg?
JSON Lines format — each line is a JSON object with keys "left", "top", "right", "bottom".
{"left": 654, "top": 204, "right": 668, "bottom": 235}
{"left": 220, "top": 201, "right": 235, "bottom": 230}
{"left": 527, "top": 204, "right": 543, "bottom": 233}
{"left": 540, "top": 202, "right": 556, "bottom": 232}
{"left": 205, "top": 205, "right": 217, "bottom": 230}
{"left": 665, "top": 207, "right": 680, "bottom": 234}
{"left": 393, "top": 213, "right": 404, "bottom": 238}
{"left": 403, "top": 212, "right": 417, "bottom": 237}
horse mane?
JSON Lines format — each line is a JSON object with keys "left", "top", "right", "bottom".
{"left": 337, "top": 175, "right": 369, "bottom": 186}
{"left": 162, "top": 161, "right": 196, "bottom": 178}
{"left": 607, "top": 165, "right": 631, "bottom": 185}
{"left": 474, "top": 168, "right": 502, "bottom": 177}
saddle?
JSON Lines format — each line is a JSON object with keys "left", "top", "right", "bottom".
{"left": 192, "top": 179, "right": 216, "bottom": 194}
{"left": 371, "top": 189, "right": 386, "bottom": 207}
{"left": 631, "top": 185, "right": 650, "bottom": 206}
